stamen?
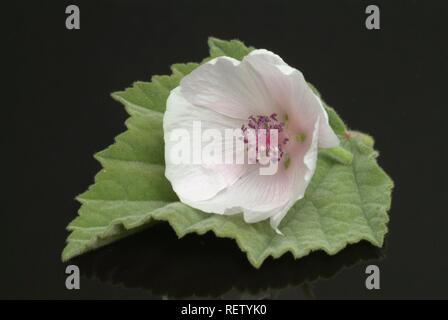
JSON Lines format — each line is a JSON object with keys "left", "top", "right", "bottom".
{"left": 295, "top": 133, "right": 306, "bottom": 143}
{"left": 284, "top": 113, "right": 289, "bottom": 126}
{"left": 241, "top": 114, "right": 289, "bottom": 162}
{"left": 283, "top": 153, "right": 291, "bottom": 170}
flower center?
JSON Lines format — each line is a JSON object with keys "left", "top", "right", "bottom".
{"left": 241, "top": 113, "right": 289, "bottom": 162}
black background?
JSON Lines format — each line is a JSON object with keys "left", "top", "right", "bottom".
{"left": 3, "top": 0, "right": 447, "bottom": 299}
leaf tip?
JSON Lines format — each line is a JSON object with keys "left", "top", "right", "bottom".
{"left": 61, "top": 246, "right": 73, "bottom": 263}
{"left": 110, "top": 91, "right": 124, "bottom": 103}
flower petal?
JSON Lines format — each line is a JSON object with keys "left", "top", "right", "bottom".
{"left": 243, "top": 49, "right": 339, "bottom": 148}
{"left": 180, "top": 56, "right": 276, "bottom": 119}
{"left": 184, "top": 116, "right": 321, "bottom": 232}
{"left": 269, "top": 116, "right": 321, "bottom": 230}
{"left": 186, "top": 165, "right": 292, "bottom": 219}
{"left": 315, "top": 96, "right": 340, "bottom": 148}
{"left": 164, "top": 87, "right": 249, "bottom": 202}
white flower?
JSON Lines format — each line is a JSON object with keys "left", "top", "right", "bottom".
{"left": 163, "top": 49, "right": 339, "bottom": 232}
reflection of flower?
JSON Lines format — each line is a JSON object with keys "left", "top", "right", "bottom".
{"left": 163, "top": 49, "right": 339, "bottom": 232}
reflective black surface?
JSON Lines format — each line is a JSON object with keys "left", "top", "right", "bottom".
{"left": 73, "top": 223, "right": 384, "bottom": 299}
{"left": 3, "top": 0, "right": 447, "bottom": 298}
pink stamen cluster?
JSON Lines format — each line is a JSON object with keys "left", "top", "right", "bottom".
{"left": 241, "top": 113, "right": 289, "bottom": 161}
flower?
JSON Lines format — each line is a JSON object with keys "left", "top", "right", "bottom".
{"left": 163, "top": 49, "right": 339, "bottom": 232}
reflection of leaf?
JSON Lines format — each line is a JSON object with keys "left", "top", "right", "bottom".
{"left": 72, "top": 223, "right": 384, "bottom": 299}
{"left": 63, "top": 38, "right": 393, "bottom": 268}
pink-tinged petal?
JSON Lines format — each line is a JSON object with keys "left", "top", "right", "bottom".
{"left": 185, "top": 165, "right": 293, "bottom": 219}
{"left": 269, "top": 117, "right": 321, "bottom": 230}
{"left": 180, "top": 56, "right": 276, "bottom": 119}
{"left": 243, "top": 49, "right": 339, "bottom": 148}
{"left": 185, "top": 118, "right": 320, "bottom": 229}
{"left": 164, "top": 87, "right": 249, "bottom": 202}
{"left": 315, "top": 96, "right": 340, "bottom": 148}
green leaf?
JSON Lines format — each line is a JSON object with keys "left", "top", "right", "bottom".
{"left": 324, "top": 104, "right": 347, "bottom": 137}
{"left": 63, "top": 38, "right": 393, "bottom": 268}
{"left": 308, "top": 82, "right": 347, "bottom": 137}
{"left": 208, "top": 37, "right": 254, "bottom": 60}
